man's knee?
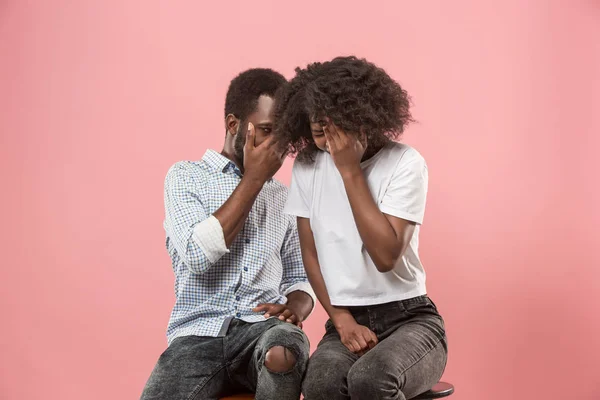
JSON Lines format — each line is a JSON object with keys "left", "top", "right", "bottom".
{"left": 264, "top": 345, "right": 297, "bottom": 373}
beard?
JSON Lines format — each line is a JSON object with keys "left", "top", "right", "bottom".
{"left": 233, "top": 124, "right": 246, "bottom": 166}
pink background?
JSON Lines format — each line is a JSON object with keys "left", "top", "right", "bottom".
{"left": 1, "top": 1, "right": 599, "bottom": 399}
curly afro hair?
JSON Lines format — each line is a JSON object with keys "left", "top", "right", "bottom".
{"left": 274, "top": 56, "right": 414, "bottom": 163}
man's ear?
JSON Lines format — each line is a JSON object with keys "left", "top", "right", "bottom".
{"left": 225, "top": 114, "right": 240, "bottom": 136}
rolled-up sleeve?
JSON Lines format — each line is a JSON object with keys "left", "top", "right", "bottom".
{"left": 164, "top": 163, "right": 229, "bottom": 274}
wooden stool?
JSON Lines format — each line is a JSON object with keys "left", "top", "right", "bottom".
{"left": 220, "top": 382, "right": 454, "bottom": 399}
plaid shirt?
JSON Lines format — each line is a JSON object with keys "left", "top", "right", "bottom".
{"left": 163, "top": 150, "right": 313, "bottom": 343}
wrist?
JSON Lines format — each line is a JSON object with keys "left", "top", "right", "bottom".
{"left": 286, "top": 293, "right": 313, "bottom": 321}
{"left": 330, "top": 309, "right": 356, "bottom": 329}
{"left": 339, "top": 164, "right": 363, "bottom": 181}
{"left": 240, "top": 173, "right": 266, "bottom": 190}
{"left": 291, "top": 307, "right": 310, "bottom": 322}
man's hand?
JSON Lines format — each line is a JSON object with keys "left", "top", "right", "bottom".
{"left": 252, "top": 303, "right": 305, "bottom": 327}
{"left": 323, "top": 120, "right": 366, "bottom": 177}
{"left": 332, "top": 313, "right": 378, "bottom": 355}
{"left": 243, "top": 122, "right": 286, "bottom": 183}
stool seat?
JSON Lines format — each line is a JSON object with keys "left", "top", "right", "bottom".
{"left": 412, "top": 381, "right": 455, "bottom": 399}
{"left": 220, "top": 382, "right": 454, "bottom": 400}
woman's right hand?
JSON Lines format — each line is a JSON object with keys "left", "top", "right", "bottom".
{"left": 332, "top": 312, "right": 378, "bottom": 355}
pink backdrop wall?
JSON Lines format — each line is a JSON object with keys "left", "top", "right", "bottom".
{"left": 1, "top": 1, "right": 599, "bottom": 399}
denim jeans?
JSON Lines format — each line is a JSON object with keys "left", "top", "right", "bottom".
{"left": 141, "top": 318, "right": 310, "bottom": 400}
{"left": 303, "top": 296, "right": 447, "bottom": 400}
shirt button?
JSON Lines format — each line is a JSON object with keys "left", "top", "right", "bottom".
{"left": 236, "top": 296, "right": 240, "bottom": 301}
{"left": 243, "top": 267, "right": 248, "bottom": 271}
{"left": 236, "top": 312, "right": 241, "bottom": 318}
{"left": 245, "top": 238, "right": 250, "bottom": 244}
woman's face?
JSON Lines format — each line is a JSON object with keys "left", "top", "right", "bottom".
{"left": 309, "top": 119, "right": 328, "bottom": 152}
{"left": 309, "top": 118, "right": 368, "bottom": 154}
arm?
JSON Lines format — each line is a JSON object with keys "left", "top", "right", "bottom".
{"left": 213, "top": 176, "right": 263, "bottom": 247}
{"left": 164, "top": 163, "right": 261, "bottom": 274}
{"left": 296, "top": 217, "right": 352, "bottom": 323}
{"left": 340, "top": 170, "right": 415, "bottom": 272}
{"left": 297, "top": 217, "right": 377, "bottom": 353}
{"left": 323, "top": 122, "right": 420, "bottom": 272}
{"left": 163, "top": 163, "right": 221, "bottom": 274}
{"left": 281, "top": 158, "right": 376, "bottom": 352}
{"left": 253, "top": 216, "right": 316, "bottom": 325}
{"left": 284, "top": 291, "right": 313, "bottom": 325}
{"left": 165, "top": 124, "right": 284, "bottom": 274}
{"left": 216, "top": 122, "right": 285, "bottom": 246}
{"left": 279, "top": 216, "right": 316, "bottom": 322}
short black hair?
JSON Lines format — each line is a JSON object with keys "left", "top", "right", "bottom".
{"left": 224, "top": 68, "right": 287, "bottom": 122}
{"left": 274, "top": 56, "right": 413, "bottom": 163}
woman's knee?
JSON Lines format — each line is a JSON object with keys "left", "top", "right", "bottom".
{"left": 302, "top": 357, "right": 349, "bottom": 400}
{"left": 302, "top": 372, "right": 346, "bottom": 400}
{"left": 347, "top": 361, "right": 401, "bottom": 400}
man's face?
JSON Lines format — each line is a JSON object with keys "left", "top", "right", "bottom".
{"left": 234, "top": 95, "right": 276, "bottom": 162}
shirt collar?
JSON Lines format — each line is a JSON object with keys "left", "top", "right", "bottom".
{"left": 202, "top": 149, "right": 272, "bottom": 181}
{"left": 202, "top": 149, "right": 232, "bottom": 172}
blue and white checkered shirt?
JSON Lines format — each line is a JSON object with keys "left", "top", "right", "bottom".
{"left": 163, "top": 149, "right": 314, "bottom": 343}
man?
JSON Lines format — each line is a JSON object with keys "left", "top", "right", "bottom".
{"left": 141, "top": 69, "right": 315, "bottom": 400}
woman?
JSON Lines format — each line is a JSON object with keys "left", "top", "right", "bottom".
{"left": 275, "top": 56, "right": 448, "bottom": 400}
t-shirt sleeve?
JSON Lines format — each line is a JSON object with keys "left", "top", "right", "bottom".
{"left": 379, "top": 152, "right": 428, "bottom": 224}
{"left": 283, "top": 159, "right": 311, "bottom": 218}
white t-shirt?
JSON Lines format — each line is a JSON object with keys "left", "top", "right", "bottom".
{"left": 283, "top": 141, "right": 428, "bottom": 306}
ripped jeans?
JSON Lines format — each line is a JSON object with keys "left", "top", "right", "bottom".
{"left": 141, "top": 318, "right": 309, "bottom": 400}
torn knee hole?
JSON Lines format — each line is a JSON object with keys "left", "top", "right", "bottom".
{"left": 264, "top": 346, "right": 297, "bottom": 373}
